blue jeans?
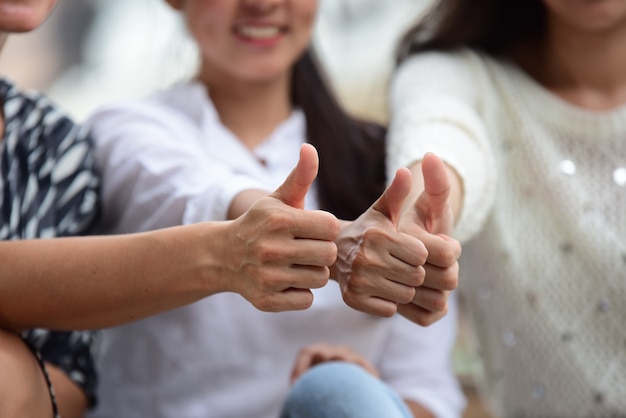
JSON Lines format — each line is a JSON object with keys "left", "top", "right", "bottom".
{"left": 279, "top": 362, "right": 413, "bottom": 418}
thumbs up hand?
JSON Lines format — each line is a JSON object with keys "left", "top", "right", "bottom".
{"left": 332, "top": 168, "right": 428, "bottom": 318}
{"left": 396, "top": 153, "right": 461, "bottom": 326}
{"left": 226, "top": 144, "right": 339, "bottom": 312}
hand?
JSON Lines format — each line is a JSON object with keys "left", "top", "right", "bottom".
{"left": 226, "top": 144, "right": 340, "bottom": 312}
{"left": 398, "top": 153, "right": 461, "bottom": 326}
{"left": 332, "top": 168, "right": 428, "bottom": 318}
{"left": 289, "top": 343, "right": 379, "bottom": 384}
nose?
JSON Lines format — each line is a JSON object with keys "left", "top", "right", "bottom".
{"left": 241, "top": 0, "right": 284, "bottom": 13}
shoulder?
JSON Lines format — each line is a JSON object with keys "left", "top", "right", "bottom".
{"left": 0, "top": 78, "right": 93, "bottom": 158}
{"left": 393, "top": 48, "right": 499, "bottom": 90}
{"left": 391, "top": 48, "right": 510, "bottom": 111}
{"left": 394, "top": 49, "right": 473, "bottom": 80}
{"left": 85, "top": 82, "right": 208, "bottom": 137}
{"left": 1, "top": 78, "right": 81, "bottom": 136}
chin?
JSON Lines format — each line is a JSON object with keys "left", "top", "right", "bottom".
{"left": 238, "top": 68, "right": 287, "bottom": 84}
{"left": 0, "top": 10, "right": 48, "bottom": 33}
{"left": 0, "top": 0, "right": 55, "bottom": 33}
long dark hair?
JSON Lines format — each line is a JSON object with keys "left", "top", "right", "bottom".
{"left": 397, "top": 0, "right": 546, "bottom": 63}
{"left": 291, "top": 50, "right": 386, "bottom": 220}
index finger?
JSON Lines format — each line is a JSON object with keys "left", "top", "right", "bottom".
{"left": 287, "top": 208, "right": 340, "bottom": 241}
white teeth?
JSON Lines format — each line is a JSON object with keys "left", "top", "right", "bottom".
{"left": 238, "top": 26, "right": 280, "bottom": 39}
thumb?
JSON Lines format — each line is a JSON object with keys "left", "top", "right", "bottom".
{"left": 271, "top": 143, "right": 318, "bottom": 209}
{"left": 372, "top": 167, "right": 412, "bottom": 226}
{"left": 417, "top": 152, "right": 452, "bottom": 232}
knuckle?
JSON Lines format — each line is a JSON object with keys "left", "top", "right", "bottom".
{"left": 342, "top": 290, "right": 360, "bottom": 307}
{"left": 441, "top": 272, "right": 458, "bottom": 291}
{"left": 431, "top": 295, "right": 449, "bottom": 313}
{"left": 342, "top": 271, "right": 359, "bottom": 288}
{"left": 413, "top": 310, "right": 440, "bottom": 327}
{"left": 343, "top": 289, "right": 368, "bottom": 311}
{"left": 352, "top": 250, "right": 384, "bottom": 273}
{"left": 397, "top": 286, "right": 417, "bottom": 304}
{"left": 439, "top": 245, "right": 460, "bottom": 266}
{"left": 413, "top": 241, "right": 429, "bottom": 263}
{"left": 256, "top": 271, "right": 279, "bottom": 292}
{"left": 310, "top": 268, "right": 330, "bottom": 288}
{"left": 313, "top": 210, "right": 340, "bottom": 239}
{"left": 298, "top": 293, "right": 314, "bottom": 310}
{"left": 264, "top": 208, "right": 295, "bottom": 231}
{"left": 378, "top": 303, "right": 398, "bottom": 318}
{"left": 416, "top": 316, "right": 434, "bottom": 327}
{"left": 325, "top": 243, "right": 338, "bottom": 265}
{"left": 255, "top": 244, "right": 282, "bottom": 263}
{"left": 325, "top": 213, "right": 341, "bottom": 237}
{"left": 362, "top": 226, "right": 389, "bottom": 245}
{"left": 407, "top": 267, "right": 425, "bottom": 287}
{"left": 254, "top": 296, "right": 276, "bottom": 312}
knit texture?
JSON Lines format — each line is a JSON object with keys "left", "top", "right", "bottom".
{"left": 389, "top": 49, "right": 626, "bottom": 417}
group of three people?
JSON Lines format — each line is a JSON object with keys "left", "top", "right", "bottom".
{"left": 2, "top": 0, "right": 625, "bottom": 417}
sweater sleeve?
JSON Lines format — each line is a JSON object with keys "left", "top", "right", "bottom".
{"left": 388, "top": 50, "right": 496, "bottom": 242}
{"left": 86, "top": 102, "right": 268, "bottom": 234}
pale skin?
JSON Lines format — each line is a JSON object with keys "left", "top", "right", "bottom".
{"left": 0, "top": 2, "right": 342, "bottom": 416}
{"left": 394, "top": 154, "right": 463, "bottom": 326}
{"left": 391, "top": 0, "right": 626, "bottom": 328}
{"left": 397, "top": 0, "right": 626, "bottom": 414}
{"left": 0, "top": 141, "right": 339, "bottom": 417}
{"left": 230, "top": 160, "right": 462, "bottom": 326}
{"left": 513, "top": 0, "right": 626, "bottom": 111}
{"left": 166, "top": 0, "right": 459, "bottom": 415}
{"left": 183, "top": 0, "right": 462, "bottom": 327}
{"left": 0, "top": 143, "right": 338, "bottom": 332}
{"left": 400, "top": 0, "right": 626, "bottom": 327}
{"left": 283, "top": 157, "right": 463, "bottom": 418}
{"left": 231, "top": 165, "right": 455, "bottom": 418}
{"left": 331, "top": 157, "right": 462, "bottom": 327}
{"left": 0, "top": 142, "right": 339, "bottom": 418}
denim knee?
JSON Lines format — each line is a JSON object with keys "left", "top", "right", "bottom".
{"left": 280, "top": 361, "right": 412, "bottom": 418}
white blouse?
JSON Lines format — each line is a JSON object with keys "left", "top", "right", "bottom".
{"left": 86, "top": 81, "right": 465, "bottom": 418}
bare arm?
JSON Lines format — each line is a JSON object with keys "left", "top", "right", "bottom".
{"left": 46, "top": 364, "right": 89, "bottom": 418}
{"left": 0, "top": 223, "right": 232, "bottom": 331}
{"left": 0, "top": 144, "right": 339, "bottom": 332}
{"left": 226, "top": 157, "right": 461, "bottom": 325}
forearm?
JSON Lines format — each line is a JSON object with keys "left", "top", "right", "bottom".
{"left": 46, "top": 364, "right": 88, "bottom": 418}
{"left": 0, "top": 223, "right": 232, "bottom": 331}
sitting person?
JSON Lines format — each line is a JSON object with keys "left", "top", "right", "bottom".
{"left": 389, "top": 0, "right": 626, "bottom": 416}
{"left": 83, "top": 0, "right": 464, "bottom": 417}
{"left": 0, "top": 2, "right": 347, "bottom": 417}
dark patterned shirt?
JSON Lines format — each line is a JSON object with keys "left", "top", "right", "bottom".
{"left": 0, "top": 79, "right": 100, "bottom": 406}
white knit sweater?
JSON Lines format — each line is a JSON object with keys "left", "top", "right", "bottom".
{"left": 389, "top": 48, "right": 626, "bottom": 417}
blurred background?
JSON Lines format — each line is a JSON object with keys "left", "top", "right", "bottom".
{"left": 0, "top": 1, "right": 492, "bottom": 416}
{"left": 0, "top": 0, "right": 426, "bottom": 123}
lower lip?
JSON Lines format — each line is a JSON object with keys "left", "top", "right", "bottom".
{"left": 235, "top": 32, "right": 284, "bottom": 47}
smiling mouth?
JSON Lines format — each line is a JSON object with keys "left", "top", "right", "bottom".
{"left": 235, "top": 25, "right": 284, "bottom": 40}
